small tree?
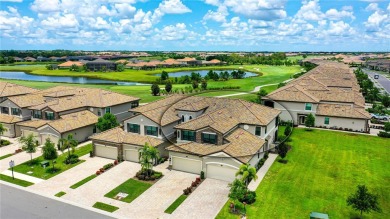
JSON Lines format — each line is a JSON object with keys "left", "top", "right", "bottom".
{"left": 58, "top": 134, "right": 78, "bottom": 158}
{"left": 284, "top": 124, "right": 292, "bottom": 137}
{"left": 138, "top": 143, "right": 159, "bottom": 177}
{"left": 347, "top": 185, "right": 381, "bottom": 218}
{"left": 116, "top": 64, "right": 125, "bottom": 72}
{"left": 384, "top": 122, "right": 390, "bottom": 133}
{"left": 161, "top": 71, "right": 169, "bottom": 81}
{"left": 235, "top": 163, "right": 258, "bottom": 187}
{"left": 0, "top": 123, "right": 7, "bottom": 145}
{"left": 305, "top": 113, "right": 315, "bottom": 129}
{"left": 201, "top": 79, "right": 207, "bottom": 90}
{"left": 228, "top": 179, "right": 247, "bottom": 212}
{"left": 165, "top": 81, "right": 172, "bottom": 93}
{"left": 96, "top": 113, "right": 119, "bottom": 132}
{"left": 151, "top": 84, "right": 160, "bottom": 96}
{"left": 382, "top": 94, "right": 390, "bottom": 108}
{"left": 42, "top": 138, "right": 58, "bottom": 172}
{"left": 19, "top": 134, "right": 38, "bottom": 165}
{"left": 278, "top": 142, "right": 288, "bottom": 161}
{"left": 257, "top": 89, "right": 268, "bottom": 103}
{"left": 192, "top": 80, "right": 199, "bottom": 89}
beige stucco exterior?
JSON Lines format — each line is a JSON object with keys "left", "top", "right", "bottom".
{"left": 315, "top": 115, "right": 368, "bottom": 132}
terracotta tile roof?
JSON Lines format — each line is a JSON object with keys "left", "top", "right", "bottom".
{"left": 58, "top": 61, "right": 84, "bottom": 67}
{"left": 0, "top": 114, "right": 23, "bottom": 124}
{"left": 167, "top": 128, "right": 265, "bottom": 163}
{"left": 316, "top": 104, "right": 371, "bottom": 119}
{"left": 89, "top": 127, "right": 164, "bottom": 147}
{"left": 45, "top": 110, "right": 98, "bottom": 133}
{"left": 17, "top": 119, "right": 49, "bottom": 128}
{"left": 0, "top": 82, "right": 38, "bottom": 98}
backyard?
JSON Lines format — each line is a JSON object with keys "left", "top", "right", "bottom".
{"left": 216, "top": 128, "right": 390, "bottom": 219}
{"left": 11, "top": 144, "right": 92, "bottom": 180}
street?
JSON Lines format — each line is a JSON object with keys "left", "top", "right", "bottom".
{"left": 0, "top": 184, "right": 114, "bottom": 219}
{"left": 363, "top": 69, "right": 390, "bottom": 94}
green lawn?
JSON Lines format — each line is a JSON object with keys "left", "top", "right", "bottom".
{"left": 0, "top": 153, "right": 13, "bottom": 160}
{"left": 164, "top": 195, "right": 188, "bottom": 214}
{"left": 70, "top": 174, "right": 97, "bottom": 189}
{"left": 105, "top": 178, "right": 152, "bottom": 203}
{"left": 12, "top": 144, "right": 92, "bottom": 180}
{"left": 55, "top": 191, "right": 66, "bottom": 197}
{"left": 216, "top": 128, "right": 390, "bottom": 219}
{"left": 0, "top": 174, "right": 34, "bottom": 187}
{"left": 92, "top": 202, "right": 119, "bottom": 213}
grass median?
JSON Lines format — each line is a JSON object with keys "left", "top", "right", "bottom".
{"left": 92, "top": 202, "right": 119, "bottom": 213}
{"left": 70, "top": 174, "right": 97, "bottom": 189}
{"left": 105, "top": 178, "right": 152, "bottom": 203}
{"left": 0, "top": 174, "right": 34, "bottom": 187}
{"left": 164, "top": 195, "right": 188, "bottom": 214}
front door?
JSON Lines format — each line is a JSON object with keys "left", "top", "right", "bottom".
{"left": 299, "top": 115, "right": 306, "bottom": 125}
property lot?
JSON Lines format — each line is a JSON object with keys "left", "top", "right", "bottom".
{"left": 217, "top": 128, "right": 390, "bottom": 219}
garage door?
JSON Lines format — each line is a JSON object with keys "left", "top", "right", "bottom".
{"left": 125, "top": 149, "right": 139, "bottom": 162}
{"left": 172, "top": 157, "right": 202, "bottom": 174}
{"left": 3, "top": 124, "right": 13, "bottom": 137}
{"left": 41, "top": 133, "right": 60, "bottom": 145}
{"left": 95, "top": 144, "right": 118, "bottom": 160}
{"left": 22, "top": 130, "right": 40, "bottom": 143}
{"left": 206, "top": 163, "right": 237, "bottom": 182}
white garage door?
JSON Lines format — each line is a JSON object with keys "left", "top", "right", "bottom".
{"left": 41, "top": 133, "right": 60, "bottom": 145}
{"left": 22, "top": 130, "right": 40, "bottom": 143}
{"left": 3, "top": 124, "right": 14, "bottom": 137}
{"left": 206, "top": 163, "right": 237, "bottom": 182}
{"left": 95, "top": 144, "right": 118, "bottom": 160}
{"left": 125, "top": 149, "right": 139, "bottom": 162}
{"left": 172, "top": 157, "right": 202, "bottom": 174}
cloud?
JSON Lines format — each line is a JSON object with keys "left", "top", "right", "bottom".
{"left": 366, "top": 3, "right": 379, "bottom": 11}
{"left": 327, "top": 21, "right": 354, "bottom": 36}
{"left": 223, "top": 0, "right": 287, "bottom": 20}
{"left": 158, "top": 0, "right": 191, "bottom": 14}
{"left": 325, "top": 8, "right": 355, "bottom": 20}
{"left": 203, "top": 5, "right": 228, "bottom": 22}
{"left": 0, "top": 0, "right": 23, "bottom": 2}
{"left": 364, "top": 11, "right": 388, "bottom": 31}
{"left": 31, "top": 0, "right": 60, "bottom": 12}
{"left": 41, "top": 14, "right": 79, "bottom": 29}
{"left": 295, "top": 0, "right": 324, "bottom": 21}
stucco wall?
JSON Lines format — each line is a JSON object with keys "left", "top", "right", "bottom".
{"left": 110, "top": 102, "right": 134, "bottom": 123}
{"left": 62, "top": 124, "right": 95, "bottom": 143}
{"left": 315, "top": 116, "right": 367, "bottom": 131}
{"left": 124, "top": 114, "right": 162, "bottom": 138}
{"left": 2, "top": 123, "right": 15, "bottom": 137}
{"left": 274, "top": 101, "right": 317, "bottom": 125}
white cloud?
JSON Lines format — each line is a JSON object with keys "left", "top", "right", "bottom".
{"left": 223, "top": 0, "right": 287, "bottom": 20}
{"left": 364, "top": 11, "right": 388, "bottom": 31}
{"left": 0, "top": 0, "right": 23, "bottom": 2}
{"left": 248, "top": 19, "right": 274, "bottom": 28}
{"left": 115, "top": 3, "right": 136, "bottom": 17}
{"left": 158, "top": 23, "right": 189, "bottom": 40}
{"left": 325, "top": 8, "right": 355, "bottom": 20}
{"left": 366, "top": 3, "right": 379, "bottom": 11}
{"left": 31, "top": 0, "right": 60, "bottom": 12}
{"left": 203, "top": 5, "right": 228, "bottom": 22}
{"left": 295, "top": 0, "right": 324, "bottom": 21}
{"left": 158, "top": 0, "right": 191, "bottom": 14}
{"left": 41, "top": 14, "right": 79, "bottom": 29}
{"left": 327, "top": 21, "right": 354, "bottom": 36}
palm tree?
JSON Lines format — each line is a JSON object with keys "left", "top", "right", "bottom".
{"left": 138, "top": 143, "right": 159, "bottom": 176}
{"left": 149, "top": 146, "right": 159, "bottom": 166}
{"left": 235, "top": 163, "right": 258, "bottom": 187}
{"left": 0, "top": 123, "right": 7, "bottom": 146}
{"left": 58, "top": 134, "right": 78, "bottom": 158}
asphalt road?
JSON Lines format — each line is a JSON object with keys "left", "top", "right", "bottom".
{"left": 363, "top": 69, "right": 390, "bottom": 94}
{"left": 0, "top": 184, "right": 114, "bottom": 219}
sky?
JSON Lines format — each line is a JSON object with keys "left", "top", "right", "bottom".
{"left": 0, "top": 0, "right": 389, "bottom": 52}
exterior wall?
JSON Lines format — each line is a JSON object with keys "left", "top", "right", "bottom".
{"left": 274, "top": 101, "right": 317, "bottom": 125}
{"left": 92, "top": 141, "right": 121, "bottom": 159}
{"left": 62, "top": 124, "right": 95, "bottom": 143}
{"left": 161, "top": 122, "right": 178, "bottom": 139}
{"left": 123, "top": 114, "right": 163, "bottom": 138}
{"left": 195, "top": 127, "right": 223, "bottom": 145}
{"left": 2, "top": 123, "right": 15, "bottom": 137}
{"left": 315, "top": 116, "right": 367, "bottom": 132}
{"left": 0, "top": 100, "right": 31, "bottom": 120}
{"left": 38, "top": 125, "right": 61, "bottom": 137}
{"left": 58, "top": 107, "right": 87, "bottom": 116}
{"left": 177, "top": 110, "right": 205, "bottom": 122}
{"left": 19, "top": 126, "right": 40, "bottom": 143}
{"left": 108, "top": 102, "right": 134, "bottom": 123}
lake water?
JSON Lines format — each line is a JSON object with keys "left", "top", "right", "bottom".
{"left": 154, "top": 70, "right": 257, "bottom": 78}
{"left": 0, "top": 71, "right": 147, "bottom": 86}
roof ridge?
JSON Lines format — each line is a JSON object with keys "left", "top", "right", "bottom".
{"left": 294, "top": 85, "right": 320, "bottom": 102}
{"left": 237, "top": 99, "right": 266, "bottom": 124}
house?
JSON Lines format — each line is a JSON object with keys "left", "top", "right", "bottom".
{"left": 90, "top": 95, "right": 280, "bottom": 182}
{"left": 58, "top": 61, "right": 84, "bottom": 68}
{"left": 85, "top": 59, "right": 116, "bottom": 71}
{"left": 262, "top": 60, "right": 370, "bottom": 132}
{"left": 24, "top": 57, "right": 36, "bottom": 62}
{"left": 13, "top": 57, "right": 23, "bottom": 62}
{"left": 176, "top": 57, "right": 202, "bottom": 66}
{"left": 0, "top": 82, "right": 38, "bottom": 102}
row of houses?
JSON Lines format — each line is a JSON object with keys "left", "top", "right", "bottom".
{"left": 11, "top": 53, "right": 151, "bottom": 62}
{"left": 263, "top": 60, "right": 371, "bottom": 132}
{"left": 364, "top": 59, "right": 390, "bottom": 72}
{"left": 0, "top": 82, "right": 140, "bottom": 145}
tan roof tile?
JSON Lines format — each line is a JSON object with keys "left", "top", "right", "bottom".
{"left": 17, "top": 119, "right": 49, "bottom": 128}
{"left": 0, "top": 82, "right": 38, "bottom": 98}
{"left": 0, "top": 114, "right": 23, "bottom": 124}
{"left": 45, "top": 110, "right": 98, "bottom": 133}
{"left": 316, "top": 104, "right": 371, "bottom": 119}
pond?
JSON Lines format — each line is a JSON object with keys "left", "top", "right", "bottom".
{"left": 0, "top": 71, "right": 147, "bottom": 86}
{"left": 154, "top": 70, "right": 258, "bottom": 78}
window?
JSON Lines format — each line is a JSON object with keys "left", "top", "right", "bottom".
{"left": 127, "top": 123, "right": 140, "bottom": 134}
{"left": 11, "top": 108, "right": 20, "bottom": 116}
{"left": 45, "top": 111, "right": 54, "bottom": 120}
{"left": 189, "top": 116, "right": 192, "bottom": 120}
{"left": 265, "top": 126, "right": 267, "bottom": 134}
{"left": 181, "top": 130, "right": 195, "bottom": 141}
{"left": 105, "top": 107, "right": 111, "bottom": 114}
{"left": 145, "top": 126, "right": 158, "bottom": 136}
{"left": 33, "top": 110, "right": 42, "bottom": 119}
{"left": 98, "top": 110, "right": 101, "bottom": 116}
{"left": 131, "top": 101, "right": 139, "bottom": 108}
{"left": 93, "top": 126, "right": 97, "bottom": 133}
{"left": 324, "top": 117, "right": 330, "bottom": 125}
{"left": 255, "top": 126, "right": 261, "bottom": 136}
{"left": 181, "top": 115, "right": 185, "bottom": 122}
{"left": 305, "top": 103, "right": 312, "bottom": 111}
{"left": 202, "top": 133, "right": 217, "bottom": 144}
{"left": 1, "top": 107, "right": 9, "bottom": 114}
{"left": 275, "top": 116, "right": 279, "bottom": 127}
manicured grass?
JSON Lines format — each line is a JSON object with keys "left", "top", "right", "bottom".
{"left": 216, "top": 128, "right": 390, "bottom": 219}
{"left": 105, "top": 178, "right": 152, "bottom": 203}
{"left": 55, "top": 191, "right": 66, "bottom": 197}
{"left": 0, "top": 174, "right": 34, "bottom": 187}
{"left": 70, "top": 174, "right": 97, "bottom": 189}
{"left": 12, "top": 144, "right": 92, "bottom": 180}
{"left": 164, "top": 195, "right": 188, "bottom": 214}
{"left": 92, "top": 202, "right": 119, "bottom": 213}
{"left": 0, "top": 153, "right": 13, "bottom": 160}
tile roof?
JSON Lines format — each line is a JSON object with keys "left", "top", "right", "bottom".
{"left": 316, "top": 104, "right": 371, "bottom": 119}
{"left": 45, "top": 110, "right": 98, "bottom": 133}
{"left": 58, "top": 61, "right": 84, "bottom": 67}
{"left": 0, "top": 82, "right": 38, "bottom": 98}
{"left": 167, "top": 128, "right": 265, "bottom": 163}
{"left": 17, "top": 119, "right": 49, "bottom": 128}
{"left": 0, "top": 114, "right": 23, "bottom": 124}
{"left": 89, "top": 127, "right": 164, "bottom": 147}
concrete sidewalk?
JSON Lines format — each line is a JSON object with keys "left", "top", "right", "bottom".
{"left": 248, "top": 153, "right": 278, "bottom": 191}
{"left": 1, "top": 170, "right": 44, "bottom": 184}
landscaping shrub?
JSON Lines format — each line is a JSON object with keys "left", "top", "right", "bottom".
{"left": 264, "top": 152, "right": 269, "bottom": 160}
{"left": 200, "top": 171, "right": 205, "bottom": 179}
{"left": 191, "top": 181, "right": 197, "bottom": 187}
{"left": 153, "top": 171, "right": 163, "bottom": 179}
{"left": 136, "top": 170, "right": 163, "bottom": 181}
{"left": 239, "top": 191, "right": 257, "bottom": 204}
{"left": 103, "top": 163, "right": 114, "bottom": 170}
{"left": 183, "top": 187, "right": 192, "bottom": 195}
{"left": 378, "top": 131, "right": 390, "bottom": 138}
{"left": 96, "top": 171, "right": 101, "bottom": 175}
{"left": 0, "top": 139, "right": 11, "bottom": 146}
{"left": 114, "top": 160, "right": 118, "bottom": 165}
{"left": 89, "top": 151, "right": 93, "bottom": 157}
{"left": 100, "top": 168, "right": 104, "bottom": 172}
{"left": 64, "top": 154, "right": 79, "bottom": 164}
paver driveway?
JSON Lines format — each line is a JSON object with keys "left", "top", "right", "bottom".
{"left": 0, "top": 137, "right": 19, "bottom": 157}
{"left": 29, "top": 155, "right": 113, "bottom": 196}
{"left": 166, "top": 178, "right": 229, "bottom": 219}
{"left": 115, "top": 170, "right": 197, "bottom": 219}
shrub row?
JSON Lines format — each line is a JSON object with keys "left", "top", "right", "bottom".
{"left": 255, "top": 152, "right": 269, "bottom": 170}
{"left": 183, "top": 177, "right": 202, "bottom": 195}
{"left": 207, "top": 86, "right": 240, "bottom": 90}
{"left": 316, "top": 126, "right": 367, "bottom": 133}
{"left": 378, "top": 131, "right": 390, "bottom": 138}
{"left": 135, "top": 170, "right": 163, "bottom": 181}
{"left": 96, "top": 160, "right": 118, "bottom": 175}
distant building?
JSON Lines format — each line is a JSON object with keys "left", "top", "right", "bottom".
{"left": 85, "top": 58, "right": 116, "bottom": 71}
